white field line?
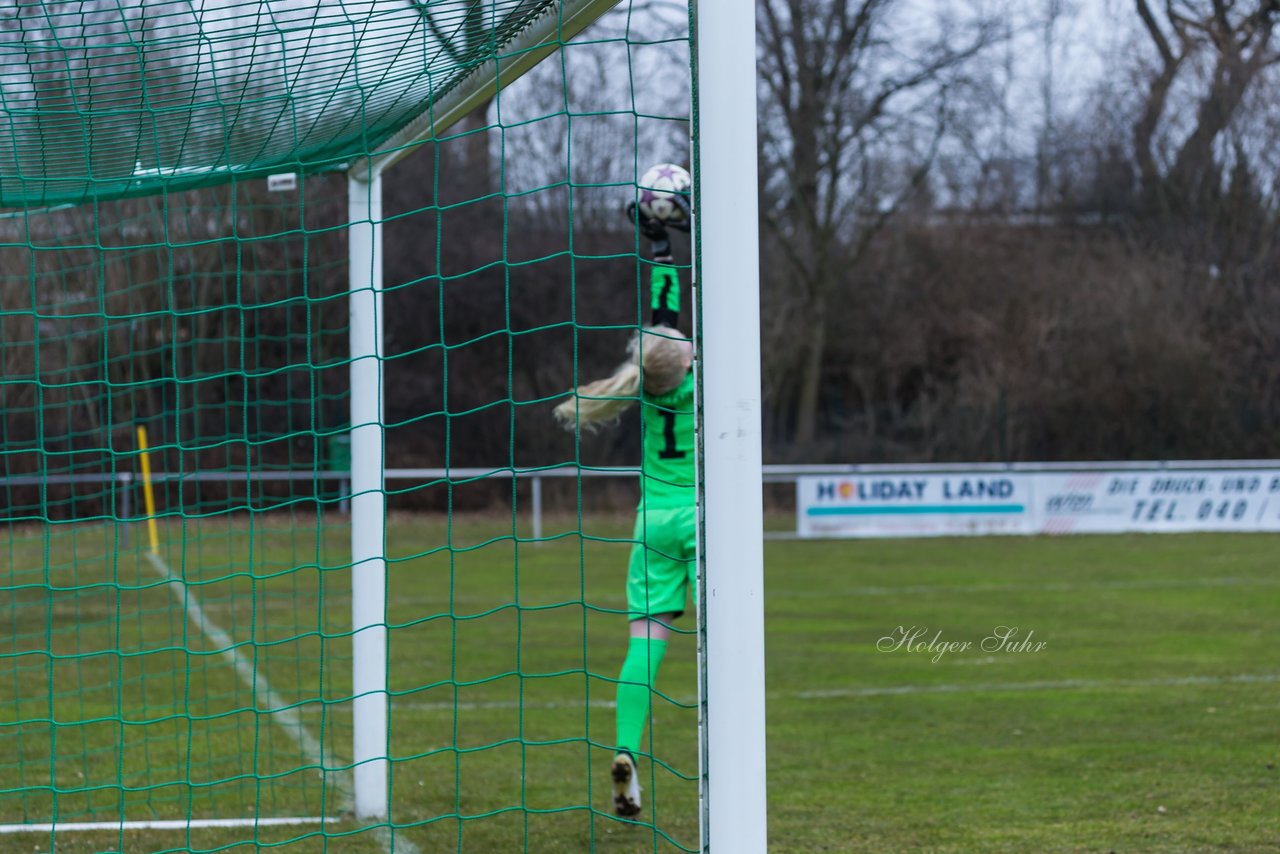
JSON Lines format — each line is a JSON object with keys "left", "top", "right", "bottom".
{"left": 0, "top": 816, "right": 337, "bottom": 834}
{"left": 775, "top": 575, "right": 1280, "bottom": 598}
{"left": 794, "top": 671, "right": 1280, "bottom": 700}
{"left": 290, "top": 671, "right": 1280, "bottom": 715}
{"left": 145, "top": 553, "right": 421, "bottom": 854}
{"left": 145, "top": 553, "right": 345, "bottom": 804}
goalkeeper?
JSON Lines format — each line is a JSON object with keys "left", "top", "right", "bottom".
{"left": 553, "top": 200, "right": 694, "bottom": 818}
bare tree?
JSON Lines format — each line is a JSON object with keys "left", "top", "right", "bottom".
{"left": 1134, "top": 0, "right": 1280, "bottom": 212}
{"left": 756, "top": 0, "right": 1001, "bottom": 446}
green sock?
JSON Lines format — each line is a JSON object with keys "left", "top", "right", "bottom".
{"left": 615, "top": 636, "right": 668, "bottom": 755}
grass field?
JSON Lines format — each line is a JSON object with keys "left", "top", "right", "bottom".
{"left": 1, "top": 514, "right": 1277, "bottom": 852}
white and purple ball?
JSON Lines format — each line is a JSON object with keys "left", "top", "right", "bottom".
{"left": 637, "top": 163, "right": 691, "bottom": 226}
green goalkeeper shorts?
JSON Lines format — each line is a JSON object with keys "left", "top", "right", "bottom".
{"left": 626, "top": 505, "right": 697, "bottom": 619}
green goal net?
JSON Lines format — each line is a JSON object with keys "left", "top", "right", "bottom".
{"left": 0, "top": 178, "right": 357, "bottom": 849}
{"left": 0, "top": 0, "right": 704, "bottom": 852}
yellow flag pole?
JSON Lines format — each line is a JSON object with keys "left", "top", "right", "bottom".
{"left": 135, "top": 426, "right": 160, "bottom": 554}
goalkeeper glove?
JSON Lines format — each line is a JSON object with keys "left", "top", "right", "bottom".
{"left": 663, "top": 193, "right": 691, "bottom": 233}
{"left": 625, "top": 200, "right": 689, "bottom": 262}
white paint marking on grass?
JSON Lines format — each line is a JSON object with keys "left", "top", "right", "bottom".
{"left": 0, "top": 816, "right": 337, "bottom": 834}
{"left": 795, "top": 672, "right": 1280, "bottom": 700}
{"left": 777, "top": 575, "right": 1280, "bottom": 598}
{"left": 145, "top": 553, "right": 422, "bottom": 854}
{"left": 305, "top": 672, "right": 1280, "bottom": 715}
{"left": 146, "top": 553, "right": 343, "bottom": 802}
{"left": 404, "top": 698, "right": 621, "bottom": 712}
{"left": 295, "top": 697, "right": 624, "bottom": 714}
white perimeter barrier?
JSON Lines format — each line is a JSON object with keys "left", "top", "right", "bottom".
{"left": 794, "top": 462, "right": 1280, "bottom": 538}
{"left": 8, "top": 461, "right": 1280, "bottom": 539}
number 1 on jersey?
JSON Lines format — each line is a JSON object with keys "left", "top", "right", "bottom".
{"left": 658, "top": 409, "right": 687, "bottom": 459}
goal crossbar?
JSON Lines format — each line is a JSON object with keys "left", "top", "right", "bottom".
{"left": 350, "top": 0, "right": 623, "bottom": 179}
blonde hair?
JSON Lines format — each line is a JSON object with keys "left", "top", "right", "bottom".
{"left": 554, "top": 326, "right": 690, "bottom": 430}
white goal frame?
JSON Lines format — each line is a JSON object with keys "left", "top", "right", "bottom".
{"left": 346, "top": 0, "right": 767, "bottom": 850}
{"left": 345, "top": 0, "right": 625, "bottom": 821}
{"left": 691, "top": 1, "right": 768, "bottom": 850}
{"left": 0, "top": 0, "right": 763, "bottom": 845}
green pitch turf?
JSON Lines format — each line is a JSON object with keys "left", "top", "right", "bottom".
{"left": 0, "top": 517, "right": 1276, "bottom": 852}
{"left": 765, "top": 533, "right": 1277, "bottom": 853}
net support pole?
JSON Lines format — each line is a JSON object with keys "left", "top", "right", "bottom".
{"left": 348, "top": 168, "right": 389, "bottom": 821}
{"left": 693, "top": 0, "right": 767, "bottom": 848}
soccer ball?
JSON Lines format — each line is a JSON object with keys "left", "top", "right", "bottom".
{"left": 637, "top": 163, "right": 691, "bottom": 226}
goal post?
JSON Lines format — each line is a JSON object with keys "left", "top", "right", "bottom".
{"left": 339, "top": 0, "right": 627, "bottom": 822}
{"left": 348, "top": 168, "right": 390, "bottom": 821}
{"left": 0, "top": 0, "right": 767, "bottom": 847}
{"left": 692, "top": 0, "right": 769, "bottom": 849}
{"left": 361, "top": 0, "right": 771, "bottom": 840}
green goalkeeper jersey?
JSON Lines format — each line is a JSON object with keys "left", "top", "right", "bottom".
{"left": 639, "top": 261, "right": 694, "bottom": 509}
{"left": 640, "top": 370, "right": 695, "bottom": 509}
